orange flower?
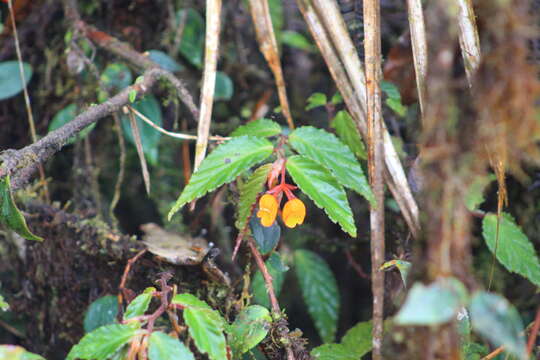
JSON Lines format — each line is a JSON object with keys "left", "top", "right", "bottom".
{"left": 281, "top": 198, "right": 306, "bottom": 228}
{"left": 257, "top": 194, "right": 279, "bottom": 227}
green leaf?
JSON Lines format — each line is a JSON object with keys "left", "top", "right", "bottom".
{"left": 251, "top": 253, "right": 288, "bottom": 308}
{"left": 0, "top": 345, "right": 44, "bottom": 360}
{"left": 168, "top": 136, "right": 274, "bottom": 219}
{"left": 250, "top": 215, "right": 281, "bottom": 255}
{"left": 147, "top": 50, "right": 183, "bottom": 72}
{"left": 172, "top": 293, "right": 212, "bottom": 310}
{"left": 0, "top": 61, "right": 32, "bottom": 100}
{"left": 331, "top": 92, "right": 343, "bottom": 105}
{"left": 330, "top": 111, "right": 365, "bottom": 161}
{"left": 176, "top": 9, "right": 204, "bottom": 68}
{"left": 457, "top": 307, "right": 471, "bottom": 344}
{"left": 305, "top": 93, "right": 327, "bottom": 110}
{"left": 67, "top": 323, "right": 140, "bottom": 360}
{"left": 311, "top": 344, "right": 356, "bottom": 360}
{"left": 482, "top": 212, "right": 540, "bottom": 287}
{"left": 83, "top": 295, "right": 118, "bottom": 333}
{"left": 0, "top": 175, "right": 43, "bottom": 241}
{"left": 121, "top": 94, "right": 163, "bottom": 165}
{"left": 289, "top": 126, "right": 373, "bottom": 205}
{"left": 461, "top": 342, "right": 488, "bottom": 360}
{"left": 281, "top": 30, "right": 316, "bottom": 52}
{"left": 228, "top": 305, "right": 272, "bottom": 355}
{"left": 294, "top": 249, "right": 339, "bottom": 343}
{"left": 0, "top": 295, "right": 9, "bottom": 311}
{"left": 99, "top": 63, "right": 132, "bottom": 102}
{"left": 470, "top": 291, "right": 527, "bottom": 360}
{"left": 148, "top": 331, "right": 195, "bottom": 360}
{"left": 183, "top": 307, "right": 227, "bottom": 360}
{"left": 381, "top": 80, "right": 407, "bottom": 117}
{"left": 215, "top": 72, "right": 234, "bottom": 101}
{"left": 129, "top": 90, "right": 137, "bottom": 103}
{"left": 123, "top": 288, "right": 154, "bottom": 320}
{"left": 286, "top": 155, "right": 357, "bottom": 237}
{"left": 236, "top": 164, "right": 272, "bottom": 230}
{"left": 230, "top": 118, "right": 282, "bottom": 138}
{"left": 465, "top": 174, "right": 496, "bottom": 211}
{"left": 48, "top": 104, "right": 96, "bottom": 145}
{"left": 395, "top": 278, "right": 468, "bottom": 325}
{"left": 340, "top": 321, "right": 372, "bottom": 358}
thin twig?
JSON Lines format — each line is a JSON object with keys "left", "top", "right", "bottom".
{"left": 7, "top": 0, "right": 50, "bottom": 203}
{"left": 109, "top": 113, "right": 126, "bottom": 226}
{"left": 127, "top": 108, "right": 151, "bottom": 194}
{"left": 0, "top": 68, "right": 176, "bottom": 189}
{"left": 526, "top": 305, "right": 540, "bottom": 356}
{"left": 194, "top": 0, "right": 222, "bottom": 172}
{"left": 128, "top": 106, "right": 228, "bottom": 141}
{"left": 345, "top": 250, "right": 369, "bottom": 279}
{"left": 364, "top": 0, "right": 386, "bottom": 359}
{"left": 61, "top": 0, "right": 199, "bottom": 122}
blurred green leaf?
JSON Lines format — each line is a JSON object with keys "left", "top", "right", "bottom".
{"left": 215, "top": 72, "right": 234, "bottom": 101}
{"left": 99, "top": 63, "right": 133, "bottom": 102}
{"left": 289, "top": 126, "right": 373, "bottom": 204}
{"left": 176, "top": 9, "right": 204, "bottom": 68}
{"left": 123, "top": 288, "right": 154, "bottom": 320}
{"left": 0, "top": 295, "right": 8, "bottom": 311}
{"left": 305, "top": 93, "right": 327, "bottom": 110}
{"left": 331, "top": 92, "right": 343, "bottom": 105}
{"left": 148, "top": 332, "right": 194, "bottom": 360}
{"left": 311, "top": 344, "right": 356, "bottom": 360}
{"left": 461, "top": 342, "right": 488, "bottom": 360}
{"left": 470, "top": 291, "right": 527, "bottom": 360}
{"left": 236, "top": 164, "right": 272, "bottom": 231}
{"left": 48, "top": 104, "right": 96, "bottom": 145}
{"left": 340, "top": 321, "right": 372, "bottom": 358}
{"left": 295, "top": 249, "right": 339, "bottom": 343}
{"left": 0, "top": 345, "right": 44, "bottom": 360}
{"left": 465, "top": 174, "right": 496, "bottom": 211}
{"left": 286, "top": 155, "right": 356, "bottom": 237}
{"left": 281, "top": 30, "right": 316, "bottom": 52}
{"left": 168, "top": 136, "right": 274, "bottom": 219}
{"left": 251, "top": 253, "right": 288, "bottom": 308}
{"left": 381, "top": 80, "right": 407, "bottom": 117}
{"left": 228, "top": 305, "right": 271, "bottom": 355}
{"left": 0, "top": 175, "right": 43, "bottom": 242}
{"left": 331, "top": 110, "right": 366, "bottom": 160}
{"left": 67, "top": 323, "right": 140, "bottom": 360}
{"left": 0, "top": 61, "right": 32, "bottom": 100}
{"left": 83, "top": 295, "right": 118, "bottom": 333}
{"left": 147, "top": 50, "right": 182, "bottom": 72}
{"left": 121, "top": 94, "right": 163, "bottom": 165}
{"left": 395, "top": 278, "right": 468, "bottom": 325}
{"left": 231, "top": 118, "right": 282, "bottom": 138}
{"left": 482, "top": 212, "right": 540, "bottom": 287}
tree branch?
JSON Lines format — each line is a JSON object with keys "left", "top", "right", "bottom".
{"left": 1, "top": 68, "right": 173, "bottom": 189}
{"left": 62, "top": 0, "right": 199, "bottom": 121}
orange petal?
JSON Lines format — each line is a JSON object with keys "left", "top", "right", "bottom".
{"left": 282, "top": 198, "right": 306, "bottom": 228}
{"left": 257, "top": 194, "right": 278, "bottom": 227}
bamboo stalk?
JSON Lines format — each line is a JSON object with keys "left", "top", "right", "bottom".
{"left": 457, "top": 0, "right": 481, "bottom": 85}
{"left": 298, "top": 0, "right": 420, "bottom": 238}
{"left": 248, "top": 0, "right": 294, "bottom": 129}
{"left": 364, "top": 0, "right": 385, "bottom": 358}
{"left": 194, "top": 0, "right": 222, "bottom": 172}
{"left": 406, "top": 0, "right": 428, "bottom": 119}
